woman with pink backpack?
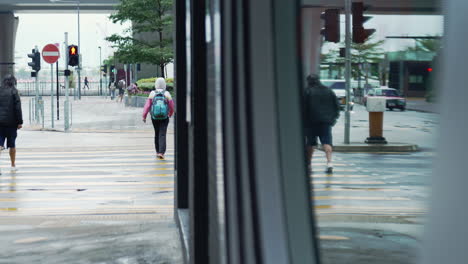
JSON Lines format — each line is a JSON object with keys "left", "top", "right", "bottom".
{"left": 142, "top": 78, "right": 175, "bottom": 159}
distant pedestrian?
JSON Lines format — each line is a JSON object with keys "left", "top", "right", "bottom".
{"left": 84, "top": 77, "right": 90, "bottom": 89}
{"left": 0, "top": 75, "right": 23, "bottom": 174}
{"left": 109, "top": 80, "right": 116, "bottom": 100}
{"left": 117, "top": 79, "right": 125, "bottom": 102}
{"left": 142, "top": 78, "right": 174, "bottom": 160}
{"left": 304, "top": 74, "right": 340, "bottom": 173}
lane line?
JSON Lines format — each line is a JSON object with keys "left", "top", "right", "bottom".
{"left": 0, "top": 187, "right": 174, "bottom": 194}
{"left": 5, "top": 174, "right": 174, "bottom": 180}
{"left": 0, "top": 196, "right": 173, "bottom": 202}
{"left": 1, "top": 168, "right": 174, "bottom": 174}
{"left": 313, "top": 196, "right": 410, "bottom": 201}
{"left": 312, "top": 180, "right": 386, "bottom": 185}
{"left": 0, "top": 181, "right": 174, "bottom": 187}
{"left": 1, "top": 158, "right": 175, "bottom": 164}
{"left": 0, "top": 162, "right": 174, "bottom": 168}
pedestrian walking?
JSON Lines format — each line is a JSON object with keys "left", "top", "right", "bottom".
{"left": 84, "top": 76, "right": 90, "bottom": 89}
{"left": 0, "top": 75, "right": 23, "bottom": 175}
{"left": 117, "top": 79, "right": 125, "bottom": 103}
{"left": 304, "top": 74, "right": 340, "bottom": 173}
{"left": 109, "top": 80, "right": 116, "bottom": 100}
{"left": 142, "top": 78, "right": 174, "bottom": 160}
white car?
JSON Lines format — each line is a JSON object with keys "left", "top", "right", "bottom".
{"left": 321, "top": 80, "right": 354, "bottom": 111}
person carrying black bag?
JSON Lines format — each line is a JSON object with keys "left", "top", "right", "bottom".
{"left": 0, "top": 75, "right": 23, "bottom": 174}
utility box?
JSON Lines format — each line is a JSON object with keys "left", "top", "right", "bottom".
{"left": 365, "top": 97, "right": 387, "bottom": 144}
{"left": 366, "top": 97, "right": 386, "bottom": 112}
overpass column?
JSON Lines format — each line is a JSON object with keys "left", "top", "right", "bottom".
{"left": 0, "top": 12, "right": 19, "bottom": 82}
{"left": 301, "top": 8, "right": 323, "bottom": 77}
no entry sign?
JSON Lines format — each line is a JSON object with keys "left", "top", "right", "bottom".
{"left": 42, "top": 44, "right": 60, "bottom": 64}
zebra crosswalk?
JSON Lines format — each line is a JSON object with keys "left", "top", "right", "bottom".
{"left": 0, "top": 148, "right": 175, "bottom": 218}
{"left": 311, "top": 153, "right": 428, "bottom": 216}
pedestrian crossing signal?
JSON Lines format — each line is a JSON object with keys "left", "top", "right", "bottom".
{"left": 68, "top": 45, "right": 79, "bottom": 67}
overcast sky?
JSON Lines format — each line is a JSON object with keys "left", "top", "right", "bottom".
{"left": 15, "top": 13, "right": 129, "bottom": 70}
{"left": 14, "top": 13, "right": 444, "bottom": 70}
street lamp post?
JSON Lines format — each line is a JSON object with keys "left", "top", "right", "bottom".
{"left": 99, "top": 46, "right": 102, "bottom": 96}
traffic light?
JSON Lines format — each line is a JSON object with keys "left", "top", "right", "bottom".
{"left": 110, "top": 65, "right": 115, "bottom": 74}
{"left": 68, "top": 45, "right": 79, "bottom": 67}
{"left": 320, "top": 9, "right": 340, "bottom": 43}
{"left": 27, "top": 49, "right": 41, "bottom": 72}
{"left": 352, "top": 2, "right": 375, "bottom": 44}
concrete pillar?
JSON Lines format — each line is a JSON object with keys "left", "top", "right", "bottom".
{"left": 0, "top": 12, "right": 19, "bottom": 83}
{"left": 301, "top": 8, "right": 324, "bottom": 78}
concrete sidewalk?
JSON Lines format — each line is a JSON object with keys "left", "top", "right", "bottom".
{"left": 329, "top": 104, "right": 438, "bottom": 152}
{"left": 405, "top": 98, "right": 439, "bottom": 114}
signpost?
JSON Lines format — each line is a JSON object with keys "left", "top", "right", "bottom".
{"left": 42, "top": 44, "right": 60, "bottom": 129}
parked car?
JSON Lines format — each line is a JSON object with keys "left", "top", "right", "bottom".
{"left": 363, "top": 87, "right": 406, "bottom": 111}
{"left": 321, "top": 80, "right": 354, "bottom": 111}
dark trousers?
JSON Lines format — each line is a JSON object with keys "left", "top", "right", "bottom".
{"left": 151, "top": 118, "right": 169, "bottom": 154}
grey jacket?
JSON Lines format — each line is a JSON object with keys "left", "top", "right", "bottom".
{"left": 304, "top": 83, "right": 340, "bottom": 126}
{"left": 0, "top": 87, "right": 23, "bottom": 127}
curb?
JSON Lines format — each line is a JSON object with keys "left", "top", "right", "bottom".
{"left": 320, "top": 143, "right": 418, "bottom": 153}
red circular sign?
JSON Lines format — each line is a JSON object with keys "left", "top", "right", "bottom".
{"left": 42, "top": 44, "right": 60, "bottom": 64}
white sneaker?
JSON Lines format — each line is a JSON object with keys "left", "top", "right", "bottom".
{"left": 326, "top": 162, "right": 333, "bottom": 174}
{"left": 10, "top": 167, "right": 17, "bottom": 173}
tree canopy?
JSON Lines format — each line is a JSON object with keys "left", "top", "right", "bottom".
{"left": 106, "top": 0, "right": 173, "bottom": 76}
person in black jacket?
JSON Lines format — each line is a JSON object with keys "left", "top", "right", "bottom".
{"left": 304, "top": 74, "right": 340, "bottom": 173}
{"left": 0, "top": 75, "right": 23, "bottom": 174}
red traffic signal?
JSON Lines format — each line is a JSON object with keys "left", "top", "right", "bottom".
{"left": 320, "top": 9, "right": 340, "bottom": 43}
{"left": 427, "top": 68, "right": 433, "bottom": 72}
{"left": 68, "top": 45, "right": 79, "bottom": 67}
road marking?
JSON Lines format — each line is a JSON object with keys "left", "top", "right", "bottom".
{"left": 0, "top": 187, "right": 174, "bottom": 194}
{"left": 1, "top": 168, "right": 174, "bottom": 174}
{"left": 315, "top": 205, "right": 426, "bottom": 211}
{"left": 0, "top": 209, "right": 174, "bottom": 217}
{"left": 311, "top": 175, "right": 369, "bottom": 178}
{"left": 0, "top": 162, "right": 174, "bottom": 168}
{"left": 312, "top": 180, "right": 386, "bottom": 185}
{"left": 0, "top": 196, "right": 172, "bottom": 202}
{"left": 0, "top": 181, "right": 174, "bottom": 187}
{"left": 6, "top": 174, "right": 173, "bottom": 180}
{"left": 12, "top": 149, "right": 175, "bottom": 155}
{"left": 0, "top": 205, "right": 173, "bottom": 211}
{"left": 14, "top": 237, "right": 49, "bottom": 244}
{"left": 1, "top": 158, "right": 175, "bottom": 164}
{"left": 319, "top": 235, "right": 350, "bottom": 241}
{"left": 313, "top": 188, "right": 401, "bottom": 192}
{"left": 313, "top": 196, "right": 410, "bottom": 201}
{"left": 12, "top": 153, "right": 175, "bottom": 159}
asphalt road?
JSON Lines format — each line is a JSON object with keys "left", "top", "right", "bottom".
{"left": 314, "top": 104, "right": 437, "bottom": 264}
{"left": 0, "top": 97, "right": 438, "bottom": 263}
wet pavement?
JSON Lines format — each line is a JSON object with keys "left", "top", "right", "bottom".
{"left": 0, "top": 97, "right": 182, "bottom": 264}
{"left": 0, "top": 97, "right": 437, "bottom": 263}
{"left": 312, "top": 104, "right": 436, "bottom": 263}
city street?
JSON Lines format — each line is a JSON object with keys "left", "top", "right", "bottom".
{"left": 0, "top": 97, "right": 182, "bottom": 264}
{"left": 315, "top": 104, "right": 437, "bottom": 263}
{"left": 0, "top": 97, "right": 437, "bottom": 263}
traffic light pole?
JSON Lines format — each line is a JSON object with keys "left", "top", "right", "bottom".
{"left": 64, "top": 32, "right": 70, "bottom": 132}
{"left": 50, "top": 63, "right": 54, "bottom": 128}
{"left": 344, "top": 0, "right": 352, "bottom": 144}
{"left": 77, "top": 1, "right": 81, "bottom": 100}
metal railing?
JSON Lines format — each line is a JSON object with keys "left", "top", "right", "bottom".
{"left": 17, "top": 81, "right": 107, "bottom": 97}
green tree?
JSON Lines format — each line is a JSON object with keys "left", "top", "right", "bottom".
{"left": 405, "top": 37, "right": 441, "bottom": 53}
{"left": 350, "top": 37, "right": 385, "bottom": 84}
{"left": 106, "top": 0, "right": 173, "bottom": 77}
